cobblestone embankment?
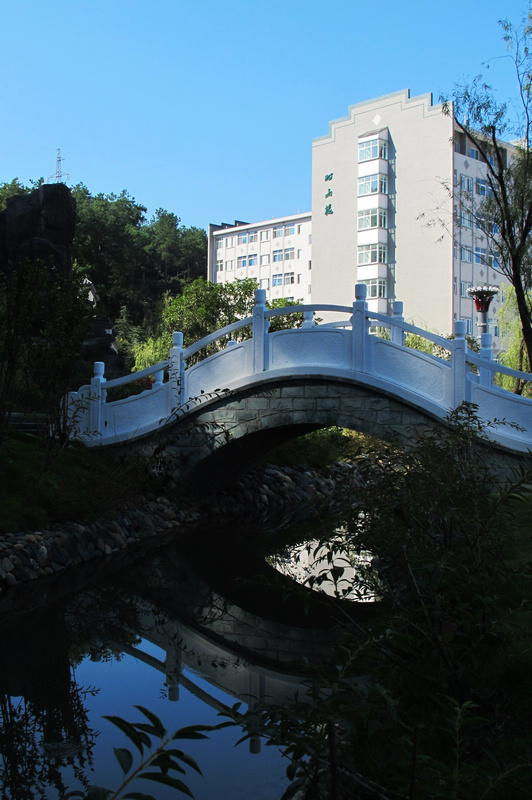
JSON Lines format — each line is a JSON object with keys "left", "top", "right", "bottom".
{"left": 0, "top": 462, "right": 363, "bottom": 597}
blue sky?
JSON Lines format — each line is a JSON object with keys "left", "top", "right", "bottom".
{"left": 1, "top": 0, "right": 529, "bottom": 228}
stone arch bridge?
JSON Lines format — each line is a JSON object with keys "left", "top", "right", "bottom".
{"left": 68, "top": 286, "right": 532, "bottom": 489}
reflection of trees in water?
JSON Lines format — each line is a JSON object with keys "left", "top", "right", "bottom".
{"left": 0, "top": 679, "right": 96, "bottom": 799}
{"left": 0, "top": 586, "right": 147, "bottom": 800}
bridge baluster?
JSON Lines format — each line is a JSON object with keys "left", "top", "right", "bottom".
{"left": 169, "top": 332, "right": 185, "bottom": 409}
{"left": 479, "top": 332, "right": 494, "bottom": 388}
{"left": 253, "top": 288, "right": 267, "bottom": 373}
{"left": 452, "top": 320, "right": 468, "bottom": 406}
{"left": 90, "top": 361, "right": 106, "bottom": 437}
{"left": 352, "top": 282, "right": 368, "bottom": 373}
{"left": 391, "top": 301, "right": 405, "bottom": 345}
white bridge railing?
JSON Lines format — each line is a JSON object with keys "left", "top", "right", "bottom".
{"left": 67, "top": 285, "right": 532, "bottom": 452}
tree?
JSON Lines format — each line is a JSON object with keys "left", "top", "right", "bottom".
{"left": 444, "top": 9, "right": 532, "bottom": 367}
{"left": 132, "top": 277, "right": 307, "bottom": 370}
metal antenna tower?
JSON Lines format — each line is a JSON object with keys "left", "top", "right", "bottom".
{"left": 48, "top": 148, "right": 70, "bottom": 184}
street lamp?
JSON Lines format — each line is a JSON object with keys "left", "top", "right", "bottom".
{"left": 466, "top": 285, "right": 499, "bottom": 336}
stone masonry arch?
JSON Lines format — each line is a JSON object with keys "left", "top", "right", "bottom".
{"left": 138, "top": 377, "right": 449, "bottom": 492}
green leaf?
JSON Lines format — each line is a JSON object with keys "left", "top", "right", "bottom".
{"left": 134, "top": 705, "right": 166, "bottom": 737}
{"left": 172, "top": 725, "right": 211, "bottom": 740}
{"left": 156, "top": 748, "right": 203, "bottom": 775}
{"left": 114, "top": 747, "right": 133, "bottom": 775}
{"left": 102, "top": 716, "right": 149, "bottom": 754}
{"left": 139, "top": 772, "right": 194, "bottom": 797}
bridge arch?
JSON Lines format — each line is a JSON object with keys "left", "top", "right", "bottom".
{"left": 139, "top": 376, "right": 450, "bottom": 491}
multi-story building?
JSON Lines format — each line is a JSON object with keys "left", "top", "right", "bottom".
{"left": 207, "top": 213, "right": 312, "bottom": 304}
{"left": 208, "top": 89, "right": 510, "bottom": 339}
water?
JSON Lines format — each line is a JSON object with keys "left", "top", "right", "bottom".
{"left": 0, "top": 524, "right": 341, "bottom": 800}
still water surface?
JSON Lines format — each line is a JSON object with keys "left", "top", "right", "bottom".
{"left": 0, "top": 524, "right": 343, "bottom": 799}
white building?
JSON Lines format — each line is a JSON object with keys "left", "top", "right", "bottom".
{"left": 207, "top": 213, "right": 312, "bottom": 304}
{"left": 208, "top": 89, "right": 510, "bottom": 339}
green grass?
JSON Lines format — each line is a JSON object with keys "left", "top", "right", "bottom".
{"left": 0, "top": 432, "right": 150, "bottom": 534}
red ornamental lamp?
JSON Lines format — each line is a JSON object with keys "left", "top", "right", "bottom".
{"left": 466, "top": 285, "right": 499, "bottom": 334}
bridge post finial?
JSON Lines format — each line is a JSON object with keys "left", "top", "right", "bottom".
{"left": 391, "top": 301, "right": 404, "bottom": 345}
{"left": 479, "top": 332, "right": 494, "bottom": 387}
{"left": 352, "top": 283, "right": 368, "bottom": 372}
{"left": 452, "top": 320, "right": 468, "bottom": 406}
{"left": 169, "top": 332, "right": 185, "bottom": 409}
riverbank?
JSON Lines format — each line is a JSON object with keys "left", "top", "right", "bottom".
{"left": 0, "top": 461, "right": 364, "bottom": 602}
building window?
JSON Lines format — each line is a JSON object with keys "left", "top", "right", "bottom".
{"left": 260, "top": 254, "right": 270, "bottom": 265}
{"left": 273, "top": 225, "right": 283, "bottom": 238}
{"left": 226, "top": 260, "right": 234, "bottom": 271}
{"left": 237, "top": 256, "right": 247, "bottom": 268}
{"left": 272, "top": 274, "right": 283, "bottom": 286}
{"left": 363, "top": 278, "right": 387, "bottom": 298}
{"left": 475, "top": 247, "right": 487, "bottom": 265}
{"left": 248, "top": 253, "right": 258, "bottom": 266}
{"left": 226, "top": 236, "right": 234, "bottom": 247}
{"left": 260, "top": 278, "right": 269, "bottom": 289}
{"left": 460, "top": 210, "right": 473, "bottom": 228}
{"left": 308, "top": 260, "right": 311, "bottom": 270}
{"left": 461, "top": 247, "right": 473, "bottom": 263}
{"left": 454, "top": 277, "right": 457, "bottom": 295}
{"left": 284, "top": 247, "right": 295, "bottom": 261}
{"left": 215, "top": 260, "right": 223, "bottom": 272}
{"left": 460, "top": 282, "right": 470, "bottom": 297}
{"left": 460, "top": 175, "right": 473, "bottom": 193}
{"left": 284, "top": 224, "right": 295, "bottom": 236}
{"left": 475, "top": 178, "right": 487, "bottom": 196}
{"left": 357, "top": 207, "right": 387, "bottom": 229}
{"left": 358, "top": 138, "right": 387, "bottom": 162}
{"left": 297, "top": 224, "right": 301, "bottom": 234}
{"left": 216, "top": 238, "right": 224, "bottom": 249}
{"left": 237, "top": 233, "right": 247, "bottom": 245}
{"left": 466, "top": 318, "right": 473, "bottom": 334}
{"left": 260, "top": 229, "right": 271, "bottom": 241}
{"left": 357, "top": 243, "right": 387, "bottom": 264}
{"left": 297, "top": 249, "right": 302, "bottom": 259}
{"left": 273, "top": 249, "right": 283, "bottom": 262}
{"left": 284, "top": 272, "right": 295, "bottom": 285}
{"left": 470, "top": 147, "right": 480, "bottom": 160}
{"left": 358, "top": 173, "right": 387, "bottom": 196}
{"left": 248, "top": 231, "right": 258, "bottom": 243}
{"left": 297, "top": 274, "right": 302, "bottom": 284}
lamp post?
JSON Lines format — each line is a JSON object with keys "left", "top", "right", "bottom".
{"left": 466, "top": 285, "right": 499, "bottom": 336}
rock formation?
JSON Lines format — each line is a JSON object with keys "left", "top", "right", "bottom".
{"left": 0, "top": 183, "right": 76, "bottom": 273}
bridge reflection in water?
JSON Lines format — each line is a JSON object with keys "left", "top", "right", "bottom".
{"left": 0, "top": 524, "right": 364, "bottom": 799}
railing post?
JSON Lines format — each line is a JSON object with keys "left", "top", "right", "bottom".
{"left": 302, "top": 309, "right": 315, "bottom": 329}
{"left": 479, "top": 332, "right": 494, "bottom": 387}
{"left": 153, "top": 367, "right": 164, "bottom": 388}
{"left": 253, "top": 288, "right": 267, "bottom": 373}
{"left": 169, "top": 332, "right": 184, "bottom": 408}
{"left": 391, "top": 300, "right": 404, "bottom": 346}
{"left": 90, "top": 362, "right": 106, "bottom": 437}
{"left": 452, "top": 320, "right": 468, "bottom": 407}
{"left": 352, "top": 282, "right": 368, "bottom": 373}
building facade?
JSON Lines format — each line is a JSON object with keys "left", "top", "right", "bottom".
{"left": 207, "top": 213, "right": 312, "bottom": 304}
{"left": 208, "top": 90, "right": 509, "bottom": 339}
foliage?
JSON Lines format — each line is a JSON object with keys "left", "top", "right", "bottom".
{"left": 443, "top": 9, "right": 532, "bottom": 367}
{"left": 0, "top": 179, "right": 208, "bottom": 330}
{"left": 133, "top": 277, "right": 306, "bottom": 370}
{"left": 230, "top": 404, "right": 532, "bottom": 799}
{"left": 63, "top": 707, "right": 210, "bottom": 800}
{"left": 0, "top": 259, "right": 92, "bottom": 449}
{"left": 496, "top": 285, "right": 532, "bottom": 396}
